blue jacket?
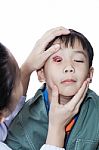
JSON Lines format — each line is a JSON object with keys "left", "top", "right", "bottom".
{"left": 6, "top": 86, "right": 99, "bottom": 150}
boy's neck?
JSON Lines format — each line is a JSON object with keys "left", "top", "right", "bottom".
{"left": 59, "top": 95, "right": 74, "bottom": 105}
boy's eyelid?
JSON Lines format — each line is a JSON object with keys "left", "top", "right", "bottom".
{"left": 73, "top": 55, "right": 85, "bottom": 61}
{"left": 74, "top": 60, "right": 84, "bottom": 61}
{"left": 52, "top": 55, "right": 62, "bottom": 59}
{"left": 74, "top": 59, "right": 84, "bottom": 63}
{"left": 52, "top": 55, "right": 63, "bottom": 62}
{"left": 73, "top": 53, "right": 86, "bottom": 60}
{"left": 52, "top": 55, "right": 62, "bottom": 60}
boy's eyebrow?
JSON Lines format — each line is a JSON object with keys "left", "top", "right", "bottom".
{"left": 73, "top": 50, "right": 87, "bottom": 58}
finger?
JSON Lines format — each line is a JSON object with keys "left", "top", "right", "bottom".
{"left": 47, "top": 26, "right": 70, "bottom": 35}
{"left": 76, "top": 80, "right": 89, "bottom": 109}
{"left": 72, "top": 83, "right": 89, "bottom": 115}
{"left": 76, "top": 78, "right": 90, "bottom": 104}
{"left": 52, "top": 27, "right": 70, "bottom": 37}
{"left": 46, "top": 28, "right": 70, "bottom": 43}
{"left": 73, "top": 80, "right": 88, "bottom": 105}
{"left": 41, "top": 27, "right": 70, "bottom": 48}
{"left": 65, "top": 79, "right": 88, "bottom": 109}
{"left": 51, "top": 85, "right": 59, "bottom": 106}
{"left": 42, "top": 44, "right": 60, "bottom": 60}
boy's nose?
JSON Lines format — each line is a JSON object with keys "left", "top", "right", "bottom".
{"left": 63, "top": 65, "right": 75, "bottom": 73}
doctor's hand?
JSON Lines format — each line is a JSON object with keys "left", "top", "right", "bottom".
{"left": 46, "top": 78, "right": 90, "bottom": 148}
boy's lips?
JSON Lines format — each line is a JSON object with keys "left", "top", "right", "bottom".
{"left": 61, "top": 79, "right": 76, "bottom": 84}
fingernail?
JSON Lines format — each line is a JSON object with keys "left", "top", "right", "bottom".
{"left": 65, "top": 29, "right": 70, "bottom": 34}
{"left": 87, "top": 78, "right": 91, "bottom": 83}
{"left": 54, "top": 44, "right": 60, "bottom": 50}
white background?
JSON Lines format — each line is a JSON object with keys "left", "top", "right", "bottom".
{"left": 0, "top": 0, "right": 99, "bottom": 99}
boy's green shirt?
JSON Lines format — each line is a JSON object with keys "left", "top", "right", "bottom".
{"left": 6, "top": 85, "right": 99, "bottom": 150}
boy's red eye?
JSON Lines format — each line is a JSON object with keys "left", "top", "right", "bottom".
{"left": 53, "top": 56, "right": 62, "bottom": 62}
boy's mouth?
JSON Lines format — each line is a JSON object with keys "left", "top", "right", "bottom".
{"left": 61, "top": 79, "right": 76, "bottom": 85}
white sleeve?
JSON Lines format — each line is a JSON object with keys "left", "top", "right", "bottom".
{"left": 4, "top": 96, "right": 26, "bottom": 127}
{"left": 0, "top": 142, "right": 12, "bottom": 150}
{"left": 0, "top": 96, "right": 26, "bottom": 142}
{"left": 40, "top": 144, "right": 65, "bottom": 150}
{"left": 0, "top": 123, "right": 7, "bottom": 141}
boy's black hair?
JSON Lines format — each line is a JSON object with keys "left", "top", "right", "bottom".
{"left": 45, "top": 29, "right": 94, "bottom": 67}
{"left": 0, "top": 43, "right": 19, "bottom": 110}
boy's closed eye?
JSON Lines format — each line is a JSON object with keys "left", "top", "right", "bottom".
{"left": 73, "top": 52, "right": 86, "bottom": 63}
{"left": 74, "top": 59, "right": 84, "bottom": 63}
{"left": 73, "top": 55, "right": 85, "bottom": 63}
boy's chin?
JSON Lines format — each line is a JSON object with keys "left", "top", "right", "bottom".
{"left": 59, "top": 89, "right": 77, "bottom": 97}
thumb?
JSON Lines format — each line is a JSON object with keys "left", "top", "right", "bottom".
{"left": 44, "top": 44, "right": 60, "bottom": 59}
{"left": 51, "top": 85, "right": 59, "bottom": 106}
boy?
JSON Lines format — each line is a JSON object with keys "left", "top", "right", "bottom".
{"left": 0, "top": 27, "right": 70, "bottom": 150}
{"left": 6, "top": 28, "right": 99, "bottom": 150}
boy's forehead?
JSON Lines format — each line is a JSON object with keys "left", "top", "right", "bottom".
{"left": 53, "top": 39, "right": 87, "bottom": 54}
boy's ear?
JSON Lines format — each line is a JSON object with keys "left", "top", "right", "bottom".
{"left": 88, "top": 67, "right": 94, "bottom": 82}
{"left": 37, "top": 68, "right": 45, "bottom": 82}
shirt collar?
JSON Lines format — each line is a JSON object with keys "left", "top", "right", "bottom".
{"left": 43, "top": 88, "right": 50, "bottom": 113}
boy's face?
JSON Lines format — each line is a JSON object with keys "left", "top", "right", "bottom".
{"left": 38, "top": 40, "right": 93, "bottom": 101}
